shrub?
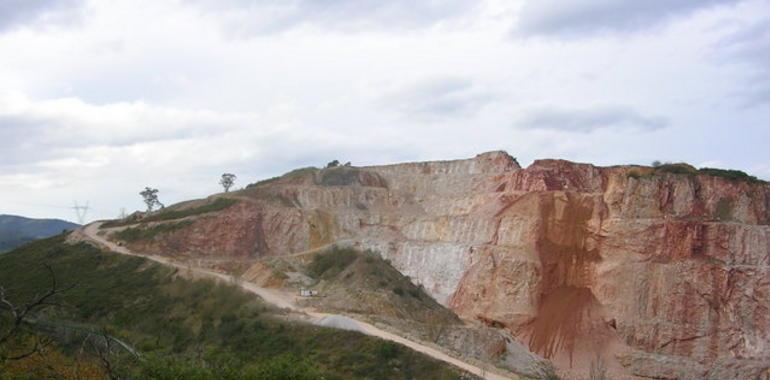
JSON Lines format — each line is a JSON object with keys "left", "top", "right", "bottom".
{"left": 0, "top": 237, "right": 469, "bottom": 380}
{"left": 377, "top": 341, "right": 400, "bottom": 360}
{"left": 698, "top": 167, "right": 764, "bottom": 184}
{"left": 243, "top": 354, "right": 323, "bottom": 380}
{"left": 246, "top": 167, "right": 318, "bottom": 188}
{"left": 306, "top": 247, "right": 358, "bottom": 279}
{"left": 654, "top": 163, "right": 697, "bottom": 175}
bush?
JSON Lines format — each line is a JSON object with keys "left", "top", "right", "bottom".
{"left": 628, "top": 162, "right": 766, "bottom": 185}
{"left": 246, "top": 167, "right": 318, "bottom": 189}
{"left": 0, "top": 237, "right": 469, "bottom": 380}
{"left": 377, "top": 341, "right": 400, "bottom": 360}
{"left": 654, "top": 163, "right": 697, "bottom": 175}
{"left": 698, "top": 167, "right": 764, "bottom": 184}
{"left": 243, "top": 354, "right": 323, "bottom": 380}
{"left": 306, "top": 247, "right": 358, "bottom": 279}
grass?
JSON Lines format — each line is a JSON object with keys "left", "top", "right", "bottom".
{"left": 0, "top": 236, "right": 469, "bottom": 380}
{"left": 112, "top": 221, "right": 192, "bottom": 242}
{"left": 103, "top": 198, "right": 238, "bottom": 228}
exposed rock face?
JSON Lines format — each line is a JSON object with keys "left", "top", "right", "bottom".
{"left": 127, "top": 151, "right": 770, "bottom": 378}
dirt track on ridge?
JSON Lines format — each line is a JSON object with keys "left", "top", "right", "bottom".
{"left": 79, "top": 222, "right": 516, "bottom": 380}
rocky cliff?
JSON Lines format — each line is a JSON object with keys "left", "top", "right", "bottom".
{"left": 112, "top": 151, "right": 770, "bottom": 379}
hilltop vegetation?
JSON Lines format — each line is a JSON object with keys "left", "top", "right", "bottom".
{"left": 102, "top": 198, "right": 238, "bottom": 228}
{"left": 0, "top": 236, "right": 472, "bottom": 379}
{"left": 628, "top": 162, "right": 765, "bottom": 184}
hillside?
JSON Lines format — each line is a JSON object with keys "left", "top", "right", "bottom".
{"left": 0, "top": 214, "right": 79, "bottom": 253}
{"left": 0, "top": 236, "right": 476, "bottom": 379}
{"left": 98, "top": 151, "right": 770, "bottom": 379}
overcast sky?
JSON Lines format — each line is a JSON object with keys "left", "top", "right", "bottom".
{"left": 1, "top": 0, "right": 769, "bottom": 222}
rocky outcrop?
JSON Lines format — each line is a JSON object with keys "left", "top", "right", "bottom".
{"left": 118, "top": 151, "right": 770, "bottom": 378}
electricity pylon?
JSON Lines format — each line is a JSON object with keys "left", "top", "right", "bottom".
{"left": 71, "top": 201, "right": 90, "bottom": 224}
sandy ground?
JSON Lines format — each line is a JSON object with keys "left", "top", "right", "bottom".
{"left": 79, "top": 222, "right": 517, "bottom": 380}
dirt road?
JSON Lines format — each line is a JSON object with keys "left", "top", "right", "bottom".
{"left": 80, "top": 222, "right": 515, "bottom": 380}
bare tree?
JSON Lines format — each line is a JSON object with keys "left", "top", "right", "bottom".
{"left": 0, "top": 264, "right": 75, "bottom": 362}
{"left": 219, "top": 173, "right": 237, "bottom": 192}
{"left": 139, "top": 187, "right": 163, "bottom": 213}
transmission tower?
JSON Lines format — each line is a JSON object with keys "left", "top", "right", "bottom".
{"left": 72, "top": 201, "right": 90, "bottom": 224}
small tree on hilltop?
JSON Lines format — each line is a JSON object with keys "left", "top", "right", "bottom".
{"left": 326, "top": 160, "right": 339, "bottom": 168}
{"left": 220, "top": 173, "right": 237, "bottom": 192}
{"left": 140, "top": 187, "right": 162, "bottom": 213}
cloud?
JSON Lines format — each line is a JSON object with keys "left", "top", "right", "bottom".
{"left": 187, "top": 0, "right": 479, "bottom": 35}
{"left": 515, "top": 0, "right": 740, "bottom": 37}
{"left": 380, "top": 77, "right": 494, "bottom": 120}
{"left": 714, "top": 15, "right": 770, "bottom": 107}
{"left": 0, "top": 0, "right": 83, "bottom": 32}
{"left": 0, "top": 92, "right": 265, "bottom": 168}
{"left": 515, "top": 104, "right": 668, "bottom": 133}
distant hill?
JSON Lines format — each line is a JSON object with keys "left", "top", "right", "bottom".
{"left": 0, "top": 214, "right": 79, "bottom": 252}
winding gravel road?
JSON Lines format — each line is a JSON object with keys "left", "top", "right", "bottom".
{"left": 80, "top": 222, "right": 514, "bottom": 380}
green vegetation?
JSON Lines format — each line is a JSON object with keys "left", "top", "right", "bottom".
{"left": 307, "top": 247, "right": 359, "bottom": 279}
{"left": 103, "top": 198, "right": 238, "bottom": 228}
{"left": 0, "top": 236, "right": 468, "bottom": 379}
{"left": 698, "top": 167, "right": 763, "bottom": 184}
{"left": 246, "top": 167, "right": 318, "bottom": 189}
{"left": 654, "top": 162, "right": 698, "bottom": 175}
{"left": 304, "top": 247, "right": 459, "bottom": 325}
{"left": 113, "top": 221, "right": 192, "bottom": 242}
{"left": 628, "top": 162, "right": 766, "bottom": 184}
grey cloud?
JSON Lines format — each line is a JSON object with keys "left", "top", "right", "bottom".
{"left": 0, "top": 98, "right": 256, "bottom": 172}
{"left": 516, "top": 105, "right": 668, "bottom": 133}
{"left": 0, "top": 0, "right": 82, "bottom": 32}
{"left": 187, "top": 0, "right": 478, "bottom": 34}
{"left": 515, "top": 0, "right": 740, "bottom": 37}
{"left": 382, "top": 77, "right": 494, "bottom": 120}
{"left": 714, "top": 17, "right": 770, "bottom": 107}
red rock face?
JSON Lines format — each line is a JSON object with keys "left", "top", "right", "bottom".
{"left": 135, "top": 151, "right": 770, "bottom": 376}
